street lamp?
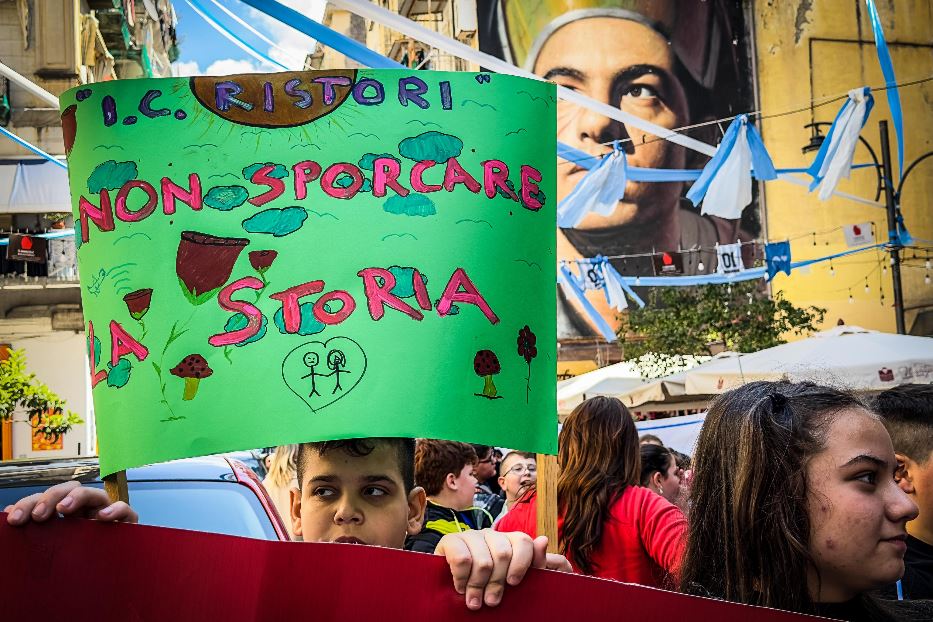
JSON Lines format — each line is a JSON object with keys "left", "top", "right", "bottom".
{"left": 801, "top": 122, "right": 883, "bottom": 202}
{"left": 801, "top": 120, "right": 932, "bottom": 334}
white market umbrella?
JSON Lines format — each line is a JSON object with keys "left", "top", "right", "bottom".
{"left": 618, "top": 352, "right": 738, "bottom": 410}
{"left": 557, "top": 361, "right": 645, "bottom": 415}
{"left": 685, "top": 325, "right": 933, "bottom": 394}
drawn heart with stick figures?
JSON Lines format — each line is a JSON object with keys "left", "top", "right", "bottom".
{"left": 281, "top": 337, "right": 367, "bottom": 412}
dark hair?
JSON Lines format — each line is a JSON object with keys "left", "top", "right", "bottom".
{"left": 558, "top": 396, "right": 640, "bottom": 575}
{"left": 680, "top": 381, "right": 866, "bottom": 613}
{"left": 639, "top": 444, "right": 674, "bottom": 488}
{"left": 470, "top": 444, "right": 494, "bottom": 461}
{"left": 639, "top": 434, "right": 663, "bottom": 446}
{"left": 873, "top": 384, "right": 933, "bottom": 464}
{"left": 670, "top": 449, "right": 691, "bottom": 471}
{"left": 296, "top": 438, "right": 415, "bottom": 493}
{"left": 415, "top": 439, "right": 477, "bottom": 496}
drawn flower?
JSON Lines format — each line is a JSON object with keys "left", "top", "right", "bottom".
{"left": 473, "top": 350, "right": 502, "bottom": 400}
{"left": 176, "top": 231, "right": 249, "bottom": 305}
{"left": 170, "top": 353, "right": 214, "bottom": 400}
{"left": 123, "top": 288, "right": 153, "bottom": 320}
{"left": 517, "top": 326, "right": 537, "bottom": 403}
{"left": 517, "top": 325, "right": 537, "bottom": 364}
{"left": 248, "top": 250, "right": 278, "bottom": 273}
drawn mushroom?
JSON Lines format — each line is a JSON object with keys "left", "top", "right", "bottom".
{"left": 170, "top": 354, "right": 213, "bottom": 401}
{"left": 473, "top": 350, "right": 502, "bottom": 400}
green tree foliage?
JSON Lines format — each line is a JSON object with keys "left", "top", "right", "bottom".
{"left": 621, "top": 281, "right": 826, "bottom": 376}
{"left": 0, "top": 349, "right": 82, "bottom": 442}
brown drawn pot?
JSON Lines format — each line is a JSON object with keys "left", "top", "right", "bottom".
{"left": 176, "top": 231, "right": 249, "bottom": 298}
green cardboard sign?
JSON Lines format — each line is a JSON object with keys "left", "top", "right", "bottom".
{"left": 61, "top": 70, "right": 557, "bottom": 475}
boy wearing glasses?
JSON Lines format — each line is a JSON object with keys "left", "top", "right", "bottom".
{"left": 496, "top": 452, "right": 538, "bottom": 524}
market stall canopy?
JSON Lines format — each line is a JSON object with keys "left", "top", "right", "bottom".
{"left": 0, "top": 158, "right": 71, "bottom": 213}
{"left": 557, "top": 361, "right": 644, "bottom": 415}
{"left": 618, "top": 352, "right": 737, "bottom": 410}
{"left": 685, "top": 326, "right": 933, "bottom": 394}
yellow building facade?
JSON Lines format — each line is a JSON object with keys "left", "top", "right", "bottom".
{"left": 755, "top": 1, "right": 933, "bottom": 335}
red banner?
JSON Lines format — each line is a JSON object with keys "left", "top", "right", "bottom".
{"left": 0, "top": 513, "right": 817, "bottom": 621}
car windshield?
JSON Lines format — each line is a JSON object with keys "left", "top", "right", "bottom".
{"left": 0, "top": 481, "right": 278, "bottom": 540}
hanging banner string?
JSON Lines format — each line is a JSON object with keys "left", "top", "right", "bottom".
{"left": 0, "top": 60, "right": 59, "bottom": 108}
{"left": 0, "top": 126, "right": 67, "bottom": 170}
{"left": 237, "top": 0, "right": 880, "bottom": 208}
{"left": 571, "top": 242, "right": 887, "bottom": 289}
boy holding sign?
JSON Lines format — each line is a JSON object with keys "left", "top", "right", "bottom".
{"left": 5, "top": 437, "right": 571, "bottom": 610}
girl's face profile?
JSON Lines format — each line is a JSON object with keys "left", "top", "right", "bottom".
{"left": 804, "top": 408, "right": 918, "bottom": 602}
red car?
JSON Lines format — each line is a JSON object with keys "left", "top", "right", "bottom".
{"left": 0, "top": 455, "right": 289, "bottom": 541}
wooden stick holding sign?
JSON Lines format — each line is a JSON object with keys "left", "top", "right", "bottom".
{"left": 103, "top": 470, "right": 129, "bottom": 504}
{"left": 535, "top": 453, "right": 560, "bottom": 554}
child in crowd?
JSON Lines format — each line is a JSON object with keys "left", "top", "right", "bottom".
{"left": 471, "top": 444, "right": 502, "bottom": 496}
{"left": 262, "top": 444, "right": 299, "bottom": 539}
{"left": 406, "top": 439, "right": 494, "bottom": 553}
{"left": 874, "top": 384, "right": 933, "bottom": 600}
{"left": 471, "top": 444, "right": 505, "bottom": 519}
{"left": 5, "top": 437, "right": 571, "bottom": 610}
{"left": 495, "top": 451, "right": 536, "bottom": 524}
{"left": 497, "top": 396, "right": 686, "bottom": 587}
{"left": 639, "top": 434, "right": 663, "bottom": 446}
{"left": 680, "top": 381, "right": 932, "bottom": 621}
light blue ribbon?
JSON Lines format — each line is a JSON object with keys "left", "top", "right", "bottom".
{"left": 187, "top": 0, "right": 289, "bottom": 70}
{"left": 558, "top": 263, "right": 618, "bottom": 342}
{"left": 685, "top": 115, "right": 776, "bottom": 207}
{"left": 806, "top": 87, "right": 874, "bottom": 190}
{"left": 866, "top": 0, "right": 904, "bottom": 180}
{"left": 557, "top": 145, "right": 627, "bottom": 227}
{"left": 603, "top": 260, "right": 645, "bottom": 308}
{"left": 238, "top": 0, "right": 404, "bottom": 69}
{"left": 0, "top": 126, "right": 67, "bottom": 170}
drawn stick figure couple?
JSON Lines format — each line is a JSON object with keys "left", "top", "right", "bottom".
{"left": 301, "top": 350, "right": 352, "bottom": 397}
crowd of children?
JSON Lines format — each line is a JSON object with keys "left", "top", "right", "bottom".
{"left": 5, "top": 381, "right": 933, "bottom": 621}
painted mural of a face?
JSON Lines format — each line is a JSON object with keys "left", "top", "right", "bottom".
{"left": 536, "top": 17, "right": 689, "bottom": 234}
{"left": 494, "top": 1, "right": 750, "bottom": 337}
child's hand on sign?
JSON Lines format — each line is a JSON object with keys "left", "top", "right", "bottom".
{"left": 4, "top": 480, "right": 138, "bottom": 525}
{"left": 435, "top": 530, "right": 572, "bottom": 610}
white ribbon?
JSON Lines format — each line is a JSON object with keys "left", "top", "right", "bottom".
{"left": 809, "top": 88, "right": 874, "bottom": 200}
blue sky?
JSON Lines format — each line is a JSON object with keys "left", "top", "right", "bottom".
{"left": 171, "top": 0, "right": 325, "bottom": 75}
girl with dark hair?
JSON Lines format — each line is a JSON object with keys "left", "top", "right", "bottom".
{"left": 681, "top": 380, "right": 932, "bottom": 621}
{"left": 640, "top": 444, "right": 684, "bottom": 510}
{"left": 497, "top": 396, "right": 686, "bottom": 586}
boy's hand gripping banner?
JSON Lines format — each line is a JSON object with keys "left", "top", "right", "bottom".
{"left": 61, "top": 70, "right": 557, "bottom": 475}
